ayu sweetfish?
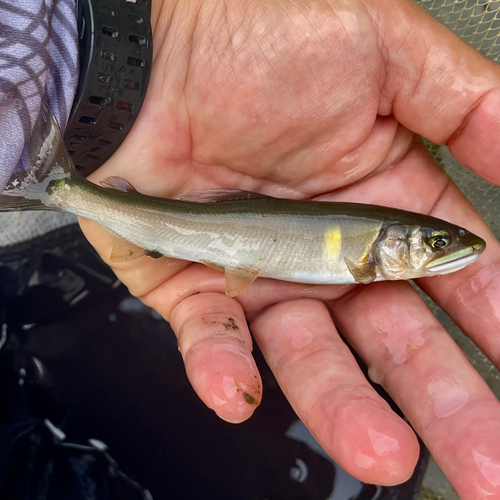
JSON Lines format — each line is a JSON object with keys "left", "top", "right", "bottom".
{"left": 0, "top": 102, "right": 486, "bottom": 297}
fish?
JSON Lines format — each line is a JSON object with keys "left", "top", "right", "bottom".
{"left": 0, "top": 102, "right": 486, "bottom": 297}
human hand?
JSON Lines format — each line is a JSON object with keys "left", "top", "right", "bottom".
{"left": 80, "top": 0, "right": 500, "bottom": 497}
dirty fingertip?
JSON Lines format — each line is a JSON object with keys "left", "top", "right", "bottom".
{"left": 184, "top": 338, "right": 263, "bottom": 423}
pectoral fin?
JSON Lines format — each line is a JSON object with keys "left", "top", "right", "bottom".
{"left": 225, "top": 265, "right": 260, "bottom": 297}
{"left": 345, "top": 257, "right": 376, "bottom": 285}
{"left": 109, "top": 234, "right": 146, "bottom": 262}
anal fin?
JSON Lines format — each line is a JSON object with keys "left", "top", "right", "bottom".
{"left": 225, "top": 265, "right": 259, "bottom": 297}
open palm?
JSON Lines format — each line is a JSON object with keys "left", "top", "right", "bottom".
{"left": 80, "top": 0, "right": 500, "bottom": 497}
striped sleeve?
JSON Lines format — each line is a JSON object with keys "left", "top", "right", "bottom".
{"left": 0, "top": 0, "right": 79, "bottom": 191}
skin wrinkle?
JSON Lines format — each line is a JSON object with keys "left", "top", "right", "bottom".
{"left": 398, "top": 40, "right": 430, "bottom": 115}
{"left": 361, "top": 1, "right": 386, "bottom": 96}
{"left": 426, "top": 174, "right": 453, "bottom": 221}
{"left": 146, "top": 264, "right": 209, "bottom": 320}
{"left": 269, "top": 328, "right": 363, "bottom": 396}
{"left": 447, "top": 86, "right": 498, "bottom": 153}
{"left": 180, "top": 2, "right": 199, "bottom": 137}
{"left": 241, "top": 282, "right": 355, "bottom": 318}
{"left": 145, "top": 1, "right": 408, "bottom": 197}
{"left": 181, "top": 2, "right": 381, "bottom": 180}
{"left": 374, "top": 4, "right": 422, "bottom": 114}
{"left": 170, "top": 116, "right": 411, "bottom": 207}
{"left": 210, "top": 343, "right": 254, "bottom": 365}
{"left": 368, "top": 142, "right": 451, "bottom": 214}
{"left": 272, "top": 339, "right": 330, "bottom": 384}
{"left": 376, "top": 140, "right": 413, "bottom": 176}
{"left": 187, "top": 335, "right": 254, "bottom": 371}
{"left": 300, "top": 377, "right": 416, "bottom": 483}
{"left": 376, "top": 0, "right": 498, "bottom": 150}
{"left": 178, "top": 319, "right": 248, "bottom": 355}
{"left": 372, "top": 131, "right": 418, "bottom": 172}
{"left": 434, "top": 261, "right": 500, "bottom": 310}
{"left": 172, "top": 296, "right": 250, "bottom": 344}
{"left": 325, "top": 123, "right": 413, "bottom": 194}
{"left": 305, "top": 382, "right": 388, "bottom": 421}
{"left": 154, "top": 0, "right": 186, "bottom": 107}
{"left": 425, "top": 72, "right": 497, "bottom": 152}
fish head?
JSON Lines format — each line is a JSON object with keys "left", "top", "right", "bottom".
{"left": 374, "top": 223, "right": 485, "bottom": 280}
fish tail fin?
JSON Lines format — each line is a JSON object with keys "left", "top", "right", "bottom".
{"left": 0, "top": 101, "right": 77, "bottom": 213}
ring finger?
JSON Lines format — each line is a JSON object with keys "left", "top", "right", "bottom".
{"left": 328, "top": 281, "right": 500, "bottom": 500}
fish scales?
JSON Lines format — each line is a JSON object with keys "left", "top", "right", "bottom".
{"left": 62, "top": 179, "right": 383, "bottom": 284}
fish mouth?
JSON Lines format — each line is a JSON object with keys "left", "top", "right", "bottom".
{"left": 426, "top": 246, "right": 482, "bottom": 274}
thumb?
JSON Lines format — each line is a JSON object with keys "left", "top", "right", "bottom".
{"left": 375, "top": 0, "right": 500, "bottom": 185}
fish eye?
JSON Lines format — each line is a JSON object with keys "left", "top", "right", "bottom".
{"left": 458, "top": 229, "right": 467, "bottom": 237}
{"left": 432, "top": 237, "right": 447, "bottom": 248}
{"left": 428, "top": 234, "right": 450, "bottom": 249}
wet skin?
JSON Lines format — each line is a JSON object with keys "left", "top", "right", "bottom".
{"left": 79, "top": 0, "right": 500, "bottom": 498}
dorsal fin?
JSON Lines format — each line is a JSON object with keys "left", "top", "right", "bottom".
{"left": 100, "top": 176, "right": 137, "bottom": 193}
{"left": 177, "top": 189, "right": 273, "bottom": 204}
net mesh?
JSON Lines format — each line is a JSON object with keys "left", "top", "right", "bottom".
{"left": 418, "top": 0, "right": 500, "bottom": 61}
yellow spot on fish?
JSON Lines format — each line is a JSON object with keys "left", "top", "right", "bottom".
{"left": 324, "top": 227, "right": 342, "bottom": 259}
